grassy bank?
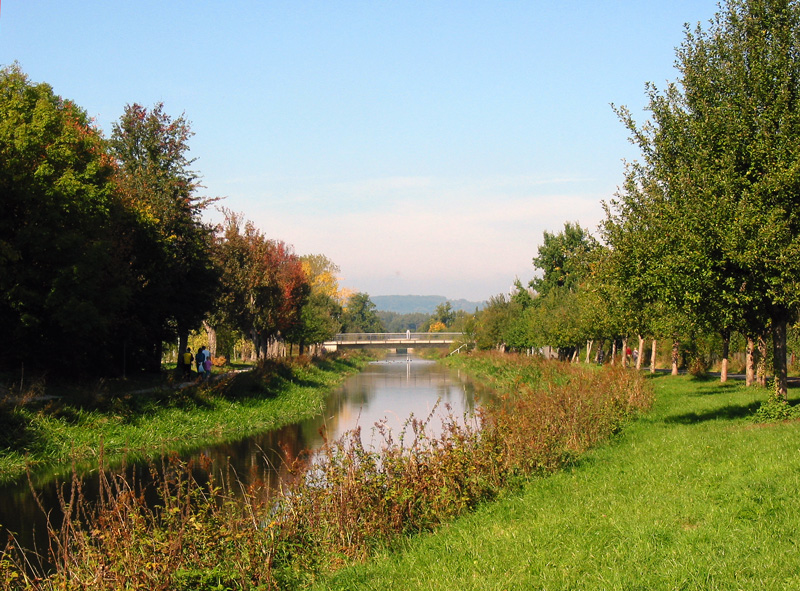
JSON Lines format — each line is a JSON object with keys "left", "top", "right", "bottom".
{"left": 0, "top": 353, "right": 371, "bottom": 484}
{"left": 0, "top": 352, "right": 649, "bottom": 589}
{"left": 316, "top": 371, "right": 800, "bottom": 590}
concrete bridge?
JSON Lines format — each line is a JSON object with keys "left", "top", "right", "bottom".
{"left": 323, "top": 332, "right": 462, "bottom": 351}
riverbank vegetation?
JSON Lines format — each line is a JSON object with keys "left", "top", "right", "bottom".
{"left": 466, "top": 0, "right": 800, "bottom": 422}
{"left": 0, "top": 353, "right": 370, "bottom": 485}
{"left": 317, "top": 373, "right": 799, "bottom": 590}
{"left": 0, "top": 353, "right": 650, "bottom": 589}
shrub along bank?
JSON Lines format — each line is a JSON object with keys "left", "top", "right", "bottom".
{"left": 0, "top": 354, "right": 371, "bottom": 484}
{"left": 0, "top": 352, "right": 651, "bottom": 589}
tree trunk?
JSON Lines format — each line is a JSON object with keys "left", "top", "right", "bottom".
{"left": 746, "top": 336, "right": 756, "bottom": 386}
{"left": 595, "top": 339, "right": 605, "bottom": 363}
{"left": 636, "top": 335, "right": 644, "bottom": 370}
{"left": 650, "top": 339, "right": 657, "bottom": 374}
{"left": 720, "top": 330, "right": 729, "bottom": 383}
{"left": 177, "top": 329, "right": 189, "bottom": 376}
{"left": 772, "top": 316, "right": 788, "bottom": 399}
{"left": 205, "top": 322, "right": 217, "bottom": 359}
{"left": 622, "top": 337, "right": 629, "bottom": 368}
{"left": 671, "top": 339, "right": 679, "bottom": 376}
{"left": 757, "top": 335, "right": 768, "bottom": 387}
{"left": 251, "top": 328, "right": 262, "bottom": 361}
{"left": 611, "top": 340, "right": 618, "bottom": 366}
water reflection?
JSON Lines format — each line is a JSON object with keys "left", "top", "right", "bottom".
{"left": 0, "top": 354, "right": 490, "bottom": 562}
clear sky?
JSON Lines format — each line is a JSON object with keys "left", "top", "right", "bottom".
{"left": 0, "top": 1, "right": 720, "bottom": 302}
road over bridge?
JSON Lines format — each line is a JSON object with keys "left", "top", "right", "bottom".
{"left": 323, "top": 332, "right": 462, "bottom": 351}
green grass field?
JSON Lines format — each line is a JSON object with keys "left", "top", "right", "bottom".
{"left": 315, "top": 374, "right": 800, "bottom": 590}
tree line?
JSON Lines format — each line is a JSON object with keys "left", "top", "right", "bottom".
{"left": 0, "top": 64, "right": 377, "bottom": 377}
{"left": 8, "top": 0, "right": 797, "bottom": 389}
{"left": 469, "top": 0, "right": 800, "bottom": 400}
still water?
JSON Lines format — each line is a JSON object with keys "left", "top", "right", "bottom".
{"left": 0, "top": 353, "right": 490, "bottom": 560}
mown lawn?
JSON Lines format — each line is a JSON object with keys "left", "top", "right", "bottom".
{"left": 315, "top": 374, "right": 800, "bottom": 590}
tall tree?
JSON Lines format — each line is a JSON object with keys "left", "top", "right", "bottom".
{"left": 474, "top": 294, "right": 515, "bottom": 351}
{"left": 214, "top": 211, "right": 309, "bottom": 358}
{"left": 110, "top": 103, "right": 218, "bottom": 371}
{"left": 530, "top": 222, "right": 598, "bottom": 297}
{"left": 0, "top": 65, "right": 129, "bottom": 373}
{"left": 341, "top": 293, "right": 385, "bottom": 333}
{"left": 285, "top": 254, "right": 343, "bottom": 353}
{"left": 526, "top": 223, "right": 600, "bottom": 358}
{"left": 609, "top": 0, "right": 800, "bottom": 395}
{"left": 430, "top": 302, "right": 456, "bottom": 328}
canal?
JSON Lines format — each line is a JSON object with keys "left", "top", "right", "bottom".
{"left": 0, "top": 353, "right": 491, "bottom": 563}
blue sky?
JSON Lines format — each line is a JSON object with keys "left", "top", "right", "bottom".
{"left": 1, "top": 1, "right": 720, "bottom": 301}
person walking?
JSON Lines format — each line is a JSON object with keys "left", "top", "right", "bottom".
{"left": 196, "top": 346, "right": 206, "bottom": 379}
{"left": 182, "top": 347, "right": 194, "bottom": 379}
{"left": 203, "top": 352, "right": 213, "bottom": 381}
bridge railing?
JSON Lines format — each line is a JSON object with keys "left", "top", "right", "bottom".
{"left": 330, "top": 332, "right": 462, "bottom": 343}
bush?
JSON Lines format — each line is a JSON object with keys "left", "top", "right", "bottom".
{"left": 754, "top": 386, "right": 800, "bottom": 423}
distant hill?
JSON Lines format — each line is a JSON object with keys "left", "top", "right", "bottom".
{"left": 371, "top": 295, "right": 485, "bottom": 314}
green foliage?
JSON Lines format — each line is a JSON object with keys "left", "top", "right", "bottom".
{"left": 473, "top": 294, "right": 516, "bottom": 350}
{"left": 341, "top": 292, "right": 385, "bottom": 333}
{"left": 431, "top": 302, "right": 456, "bottom": 327}
{"left": 754, "top": 385, "right": 800, "bottom": 422}
{"left": 286, "top": 291, "right": 342, "bottom": 350}
{"left": 605, "top": 0, "right": 800, "bottom": 394}
{"left": 0, "top": 64, "right": 129, "bottom": 374}
{"left": 110, "top": 102, "right": 220, "bottom": 371}
{"left": 284, "top": 255, "right": 343, "bottom": 350}
{"left": 212, "top": 210, "right": 309, "bottom": 357}
{"left": 530, "top": 221, "right": 598, "bottom": 297}
{"left": 0, "top": 64, "right": 348, "bottom": 379}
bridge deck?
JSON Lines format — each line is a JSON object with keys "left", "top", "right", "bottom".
{"left": 323, "top": 332, "right": 461, "bottom": 349}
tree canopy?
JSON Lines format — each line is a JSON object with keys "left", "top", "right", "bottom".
{"left": 0, "top": 66, "right": 344, "bottom": 378}
{"left": 606, "top": 0, "right": 800, "bottom": 395}
{"left": 341, "top": 293, "right": 385, "bottom": 333}
{"left": 110, "top": 102, "right": 219, "bottom": 371}
{"left": 0, "top": 65, "right": 128, "bottom": 372}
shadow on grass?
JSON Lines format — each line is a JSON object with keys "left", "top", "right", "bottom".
{"left": 659, "top": 381, "right": 800, "bottom": 425}
{"left": 663, "top": 400, "right": 765, "bottom": 424}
